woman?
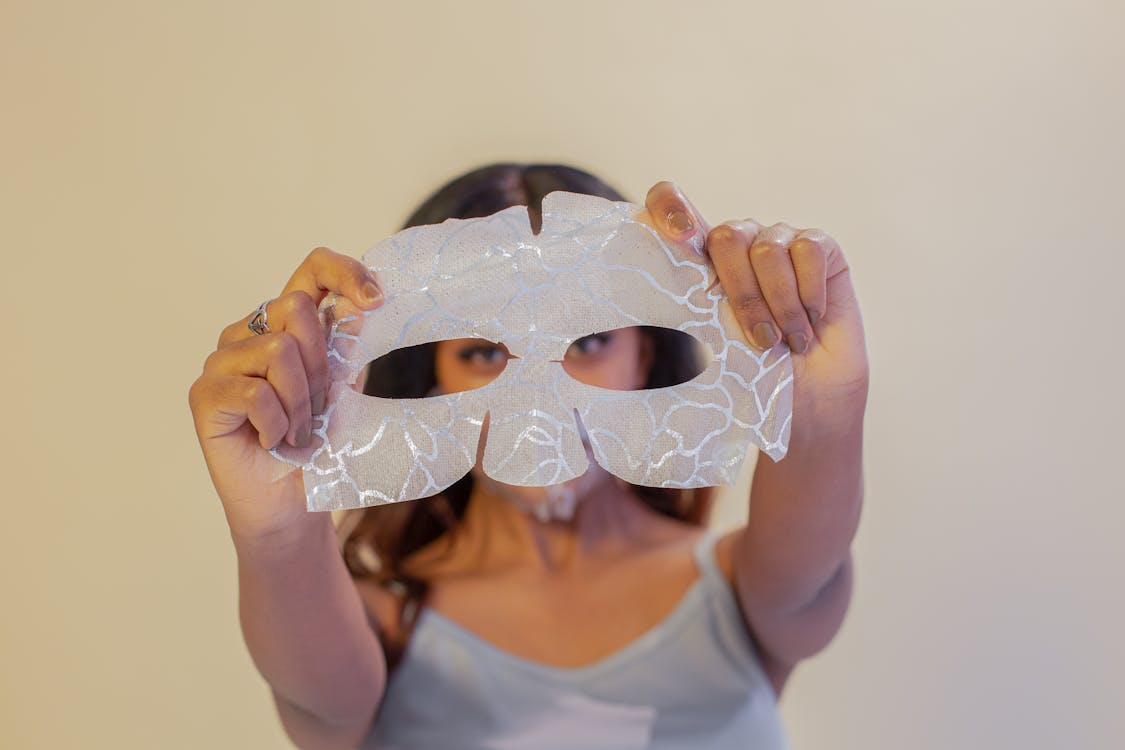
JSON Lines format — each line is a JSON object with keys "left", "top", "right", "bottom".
{"left": 188, "top": 164, "right": 869, "bottom": 749}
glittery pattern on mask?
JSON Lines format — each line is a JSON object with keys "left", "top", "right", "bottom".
{"left": 272, "top": 192, "right": 793, "bottom": 511}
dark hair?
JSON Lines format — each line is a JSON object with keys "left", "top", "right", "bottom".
{"left": 341, "top": 163, "right": 712, "bottom": 667}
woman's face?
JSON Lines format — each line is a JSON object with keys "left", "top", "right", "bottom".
{"left": 433, "top": 327, "right": 653, "bottom": 518}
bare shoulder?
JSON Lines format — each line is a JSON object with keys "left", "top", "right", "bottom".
{"left": 713, "top": 528, "right": 795, "bottom": 698}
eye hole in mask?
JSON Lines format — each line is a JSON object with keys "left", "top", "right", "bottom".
{"left": 559, "top": 326, "right": 712, "bottom": 391}
{"left": 361, "top": 339, "right": 516, "bottom": 398}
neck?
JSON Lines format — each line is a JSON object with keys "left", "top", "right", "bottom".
{"left": 449, "top": 473, "right": 658, "bottom": 575}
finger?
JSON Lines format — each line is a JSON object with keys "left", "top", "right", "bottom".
{"left": 259, "top": 291, "right": 329, "bottom": 413}
{"left": 219, "top": 303, "right": 271, "bottom": 349}
{"left": 642, "top": 181, "right": 710, "bottom": 254}
{"left": 789, "top": 229, "right": 829, "bottom": 327}
{"left": 218, "top": 248, "right": 381, "bottom": 350}
{"left": 190, "top": 374, "right": 290, "bottom": 451}
{"left": 707, "top": 220, "right": 782, "bottom": 351}
{"left": 748, "top": 223, "right": 814, "bottom": 354}
{"left": 204, "top": 332, "right": 312, "bottom": 448}
{"left": 282, "top": 246, "right": 383, "bottom": 312}
{"left": 216, "top": 294, "right": 329, "bottom": 413}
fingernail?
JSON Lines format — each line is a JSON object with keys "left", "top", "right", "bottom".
{"left": 667, "top": 211, "right": 694, "bottom": 235}
{"left": 807, "top": 308, "right": 821, "bottom": 326}
{"left": 788, "top": 332, "right": 809, "bottom": 354}
{"left": 361, "top": 281, "right": 382, "bottom": 304}
{"left": 751, "top": 322, "right": 780, "bottom": 350}
{"left": 311, "top": 390, "right": 326, "bottom": 416}
{"left": 297, "top": 420, "right": 312, "bottom": 448}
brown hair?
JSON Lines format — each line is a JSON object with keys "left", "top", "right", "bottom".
{"left": 341, "top": 163, "right": 713, "bottom": 666}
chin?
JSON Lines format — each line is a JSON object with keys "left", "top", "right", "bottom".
{"left": 471, "top": 460, "right": 613, "bottom": 522}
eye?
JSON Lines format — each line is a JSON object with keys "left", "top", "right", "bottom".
{"left": 443, "top": 339, "right": 514, "bottom": 393}
{"left": 561, "top": 326, "right": 711, "bottom": 391}
{"left": 457, "top": 342, "right": 511, "bottom": 369}
{"left": 359, "top": 339, "right": 514, "bottom": 399}
{"left": 565, "top": 332, "right": 612, "bottom": 358}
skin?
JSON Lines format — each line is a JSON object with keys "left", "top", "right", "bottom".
{"left": 188, "top": 181, "right": 868, "bottom": 750}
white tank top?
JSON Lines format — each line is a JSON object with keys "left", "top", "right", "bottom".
{"left": 363, "top": 530, "right": 789, "bottom": 749}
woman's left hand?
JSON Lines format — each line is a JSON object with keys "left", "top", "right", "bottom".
{"left": 641, "top": 181, "right": 869, "bottom": 429}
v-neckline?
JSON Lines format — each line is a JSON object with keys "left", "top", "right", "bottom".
{"left": 410, "top": 531, "right": 716, "bottom": 683}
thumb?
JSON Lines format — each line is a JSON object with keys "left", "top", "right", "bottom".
{"left": 639, "top": 180, "right": 711, "bottom": 255}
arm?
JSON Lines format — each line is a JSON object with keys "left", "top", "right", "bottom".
{"left": 734, "top": 391, "right": 865, "bottom": 666}
{"left": 189, "top": 248, "right": 390, "bottom": 748}
{"left": 643, "top": 182, "right": 869, "bottom": 670}
{"left": 236, "top": 507, "right": 386, "bottom": 749}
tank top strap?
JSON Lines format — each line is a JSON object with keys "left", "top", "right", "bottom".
{"left": 691, "top": 528, "right": 726, "bottom": 587}
{"left": 688, "top": 528, "right": 769, "bottom": 681}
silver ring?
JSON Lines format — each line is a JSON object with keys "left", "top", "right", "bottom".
{"left": 248, "top": 299, "right": 274, "bottom": 335}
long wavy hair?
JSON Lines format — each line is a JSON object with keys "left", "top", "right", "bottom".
{"left": 340, "top": 163, "right": 713, "bottom": 667}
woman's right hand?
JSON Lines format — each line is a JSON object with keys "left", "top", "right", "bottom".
{"left": 188, "top": 247, "right": 384, "bottom": 542}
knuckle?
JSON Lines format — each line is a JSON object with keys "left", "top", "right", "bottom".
{"left": 264, "top": 332, "right": 297, "bottom": 358}
{"left": 789, "top": 237, "right": 823, "bottom": 257}
{"left": 735, "top": 219, "right": 762, "bottom": 239}
{"left": 707, "top": 224, "right": 744, "bottom": 253}
{"left": 732, "top": 292, "right": 767, "bottom": 315}
{"left": 756, "top": 224, "right": 794, "bottom": 246}
{"left": 244, "top": 379, "right": 272, "bottom": 407}
{"left": 306, "top": 246, "right": 334, "bottom": 266}
{"left": 187, "top": 378, "right": 205, "bottom": 410}
{"left": 218, "top": 321, "right": 241, "bottom": 347}
{"left": 749, "top": 240, "right": 784, "bottom": 261}
{"left": 244, "top": 379, "right": 264, "bottom": 403}
{"left": 279, "top": 289, "right": 314, "bottom": 316}
{"left": 776, "top": 306, "right": 808, "bottom": 328}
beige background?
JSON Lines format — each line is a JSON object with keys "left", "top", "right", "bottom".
{"left": 3, "top": 1, "right": 1123, "bottom": 748}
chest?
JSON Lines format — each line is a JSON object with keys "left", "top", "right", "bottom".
{"left": 422, "top": 552, "right": 700, "bottom": 669}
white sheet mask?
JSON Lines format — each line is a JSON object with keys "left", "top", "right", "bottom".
{"left": 272, "top": 192, "right": 793, "bottom": 511}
